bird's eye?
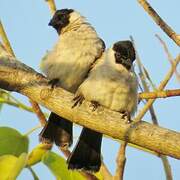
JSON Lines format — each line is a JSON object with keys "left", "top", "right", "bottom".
{"left": 116, "top": 52, "right": 121, "bottom": 58}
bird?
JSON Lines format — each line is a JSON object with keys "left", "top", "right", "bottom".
{"left": 67, "top": 40, "right": 138, "bottom": 172}
{"left": 39, "top": 9, "right": 105, "bottom": 150}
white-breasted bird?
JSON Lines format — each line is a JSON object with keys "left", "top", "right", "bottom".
{"left": 39, "top": 8, "right": 105, "bottom": 156}
{"left": 68, "top": 40, "right": 138, "bottom": 172}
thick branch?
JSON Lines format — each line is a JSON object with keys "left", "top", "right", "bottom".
{"left": 0, "top": 52, "right": 180, "bottom": 160}
{"left": 0, "top": 22, "right": 47, "bottom": 126}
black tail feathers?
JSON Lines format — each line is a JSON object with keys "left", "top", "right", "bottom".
{"left": 67, "top": 128, "right": 102, "bottom": 172}
{"left": 39, "top": 112, "right": 73, "bottom": 149}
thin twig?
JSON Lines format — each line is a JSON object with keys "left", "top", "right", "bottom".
{"left": 113, "top": 142, "right": 127, "bottom": 180}
{"left": 24, "top": 124, "right": 42, "bottom": 136}
{"left": 28, "top": 167, "right": 39, "bottom": 180}
{"left": 156, "top": 34, "right": 180, "bottom": 83}
{"left": 134, "top": 54, "right": 180, "bottom": 122}
{"left": 130, "top": 36, "right": 156, "bottom": 91}
{"left": 158, "top": 55, "right": 180, "bottom": 89}
{"left": 0, "top": 96, "right": 48, "bottom": 116}
{"left": 0, "top": 20, "right": 15, "bottom": 56}
{"left": 29, "top": 99, "right": 47, "bottom": 126}
{"left": 137, "top": 0, "right": 180, "bottom": 46}
{"left": 131, "top": 36, "right": 159, "bottom": 124}
{"left": 139, "top": 89, "right": 180, "bottom": 99}
{"left": 0, "top": 20, "right": 47, "bottom": 126}
{"left": 45, "top": 0, "right": 57, "bottom": 15}
{"left": 132, "top": 36, "right": 173, "bottom": 179}
{"left": 160, "top": 155, "right": 173, "bottom": 180}
{"left": 155, "top": 35, "right": 174, "bottom": 62}
{"left": 142, "top": 66, "right": 157, "bottom": 90}
{"left": 100, "top": 162, "right": 112, "bottom": 180}
{"left": 0, "top": 98, "right": 32, "bottom": 111}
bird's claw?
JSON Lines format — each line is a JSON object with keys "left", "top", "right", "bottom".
{"left": 90, "top": 101, "right": 100, "bottom": 111}
{"left": 121, "top": 111, "right": 131, "bottom": 123}
{"left": 72, "top": 94, "right": 84, "bottom": 108}
{"left": 48, "top": 78, "right": 60, "bottom": 89}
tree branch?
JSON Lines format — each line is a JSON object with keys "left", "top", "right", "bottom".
{"left": 137, "top": 0, "right": 180, "bottom": 46}
{"left": 0, "top": 20, "right": 15, "bottom": 56}
{"left": 139, "top": 89, "right": 180, "bottom": 99}
{"left": 29, "top": 99, "right": 46, "bottom": 126}
{"left": 113, "top": 142, "right": 127, "bottom": 180}
{"left": 156, "top": 34, "right": 180, "bottom": 83}
{"left": 45, "top": 0, "right": 56, "bottom": 15}
{"left": 131, "top": 36, "right": 173, "bottom": 180}
{"left": 0, "top": 21, "right": 47, "bottom": 126}
{"left": 100, "top": 162, "right": 112, "bottom": 180}
{"left": 0, "top": 47, "right": 180, "bottom": 160}
{"left": 134, "top": 54, "right": 180, "bottom": 122}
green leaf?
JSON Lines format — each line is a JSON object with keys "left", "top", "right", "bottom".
{"left": 8, "top": 153, "right": 28, "bottom": 179}
{"left": 0, "top": 155, "right": 17, "bottom": 180}
{"left": 0, "top": 127, "right": 29, "bottom": 156}
{"left": 0, "top": 153, "right": 27, "bottom": 180}
{"left": 42, "top": 151, "right": 85, "bottom": 180}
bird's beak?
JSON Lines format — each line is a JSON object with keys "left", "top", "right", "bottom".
{"left": 48, "top": 19, "right": 55, "bottom": 26}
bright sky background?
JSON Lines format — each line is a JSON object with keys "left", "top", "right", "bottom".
{"left": 0, "top": 1, "right": 179, "bottom": 180}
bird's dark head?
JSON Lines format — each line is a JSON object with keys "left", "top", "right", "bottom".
{"left": 48, "top": 9, "right": 74, "bottom": 34}
{"left": 113, "top": 41, "right": 135, "bottom": 70}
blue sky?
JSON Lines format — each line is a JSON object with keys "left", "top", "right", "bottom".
{"left": 0, "top": 0, "right": 179, "bottom": 179}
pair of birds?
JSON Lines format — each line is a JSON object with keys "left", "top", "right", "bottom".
{"left": 39, "top": 9, "right": 138, "bottom": 172}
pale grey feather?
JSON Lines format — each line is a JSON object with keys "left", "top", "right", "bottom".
{"left": 41, "top": 11, "right": 104, "bottom": 93}
{"left": 76, "top": 47, "right": 138, "bottom": 115}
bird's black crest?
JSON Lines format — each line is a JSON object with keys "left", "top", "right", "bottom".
{"left": 48, "top": 9, "right": 74, "bottom": 33}
{"left": 113, "top": 40, "right": 136, "bottom": 70}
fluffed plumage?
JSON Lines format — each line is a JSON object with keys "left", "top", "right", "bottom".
{"left": 68, "top": 40, "right": 138, "bottom": 172}
{"left": 39, "top": 9, "right": 105, "bottom": 151}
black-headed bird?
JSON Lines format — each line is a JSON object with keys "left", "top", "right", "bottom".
{"left": 39, "top": 9, "right": 105, "bottom": 150}
{"left": 68, "top": 40, "right": 138, "bottom": 172}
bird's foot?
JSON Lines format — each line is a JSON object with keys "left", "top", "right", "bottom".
{"left": 90, "top": 101, "right": 100, "bottom": 111}
{"left": 48, "top": 78, "right": 60, "bottom": 89}
{"left": 72, "top": 94, "right": 85, "bottom": 108}
{"left": 121, "top": 111, "right": 131, "bottom": 123}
